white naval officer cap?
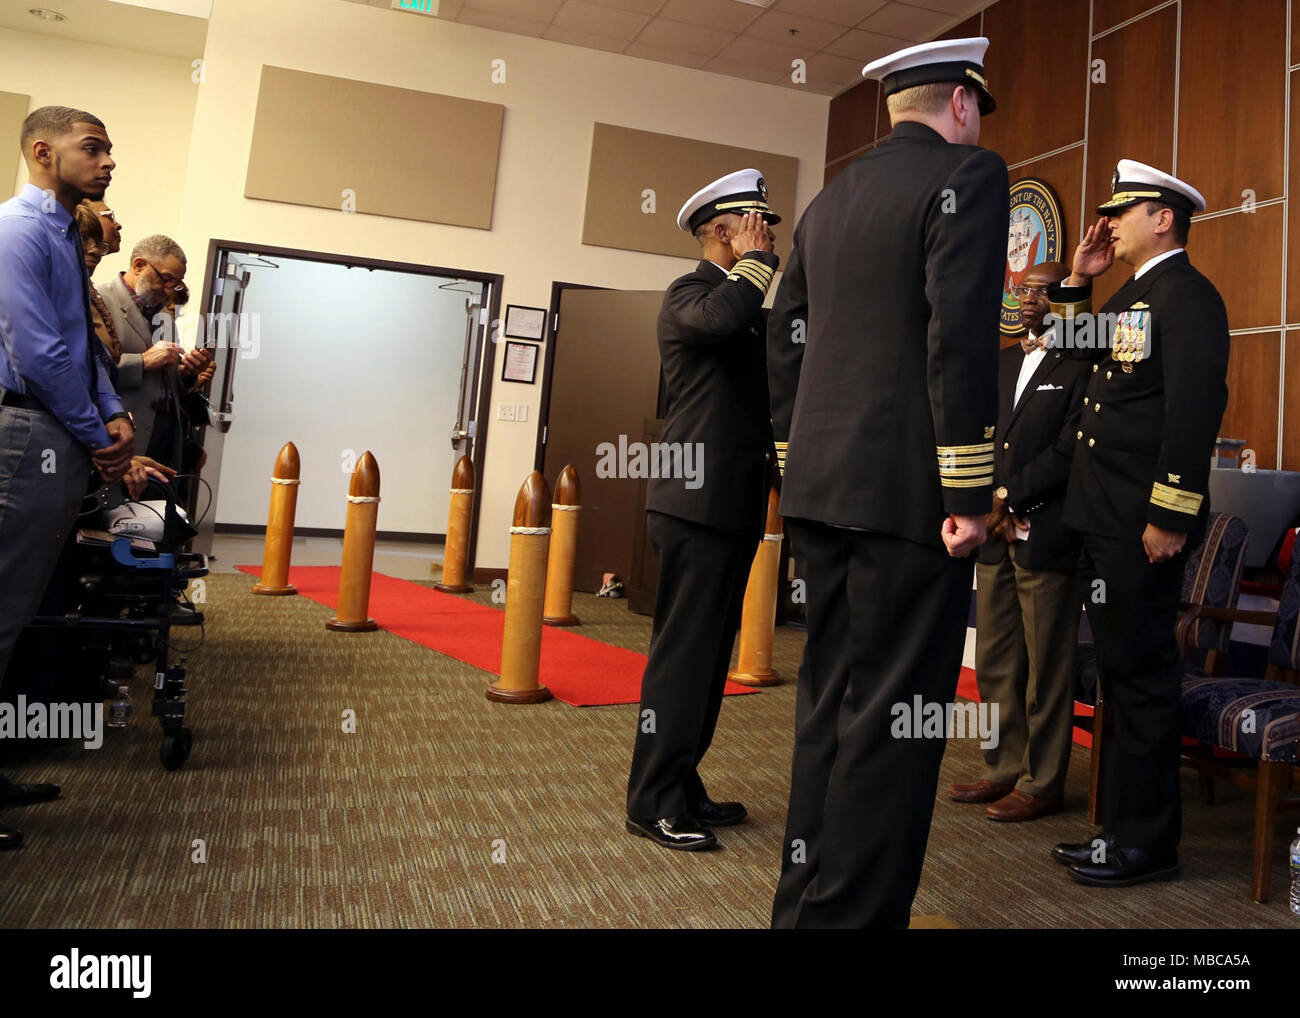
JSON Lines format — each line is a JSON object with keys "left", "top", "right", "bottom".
{"left": 863, "top": 37, "right": 995, "bottom": 115}
{"left": 676, "top": 168, "right": 781, "bottom": 233}
{"left": 1097, "top": 159, "right": 1206, "bottom": 215}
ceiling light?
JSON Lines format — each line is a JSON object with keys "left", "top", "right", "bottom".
{"left": 28, "top": 8, "right": 66, "bottom": 21}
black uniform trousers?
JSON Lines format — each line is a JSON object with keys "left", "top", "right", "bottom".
{"left": 1079, "top": 532, "right": 1186, "bottom": 859}
{"left": 772, "top": 518, "right": 973, "bottom": 929}
{"left": 626, "top": 510, "right": 757, "bottom": 821}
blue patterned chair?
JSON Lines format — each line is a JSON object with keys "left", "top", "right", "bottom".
{"left": 1176, "top": 513, "right": 1250, "bottom": 675}
{"left": 1078, "top": 513, "right": 1251, "bottom": 824}
{"left": 1178, "top": 549, "right": 1300, "bottom": 902}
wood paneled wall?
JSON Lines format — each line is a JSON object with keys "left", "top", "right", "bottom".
{"left": 824, "top": 0, "right": 1299, "bottom": 470}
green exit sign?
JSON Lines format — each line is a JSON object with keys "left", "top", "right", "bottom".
{"left": 391, "top": 0, "right": 439, "bottom": 13}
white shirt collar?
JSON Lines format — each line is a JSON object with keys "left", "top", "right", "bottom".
{"left": 1134, "top": 247, "right": 1184, "bottom": 279}
{"left": 707, "top": 260, "right": 729, "bottom": 276}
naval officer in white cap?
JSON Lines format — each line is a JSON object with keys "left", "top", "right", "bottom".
{"left": 625, "top": 169, "right": 781, "bottom": 851}
{"left": 1047, "top": 160, "right": 1229, "bottom": 887}
{"left": 767, "top": 37, "right": 1007, "bottom": 927}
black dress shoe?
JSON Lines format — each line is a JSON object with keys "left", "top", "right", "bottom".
{"left": 625, "top": 815, "right": 717, "bottom": 851}
{"left": 0, "top": 779, "right": 60, "bottom": 808}
{"left": 687, "top": 798, "right": 748, "bottom": 827}
{"left": 1051, "top": 837, "right": 1114, "bottom": 867}
{"left": 0, "top": 824, "right": 22, "bottom": 851}
{"left": 1069, "top": 848, "right": 1179, "bottom": 887}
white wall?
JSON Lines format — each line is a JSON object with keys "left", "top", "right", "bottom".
{"left": 211, "top": 256, "right": 473, "bottom": 533}
{"left": 0, "top": 27, "right": 198, "bottom": 284}
{"left": 3, "top": 0, "right": 830, "bottom": 568}
{"left": 176, "top": 0, "right": 828, "bottom": 568}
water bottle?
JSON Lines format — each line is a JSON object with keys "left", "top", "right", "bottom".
{"left": 1290, "top": 828, "right": 1300, "bottom": 916}
{"left": 108, "top": 685, "right": 131, "bottom": 729}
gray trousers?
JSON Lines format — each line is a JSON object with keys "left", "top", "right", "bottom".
{"left": 0, "top": 406, "right": 92, "bottom": 679}
{"left": 974, "top": 544, "right": 1080, "bottom": 797}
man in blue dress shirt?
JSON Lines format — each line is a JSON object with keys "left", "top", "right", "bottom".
{"left": 0, "top": 106, "right": 135, "bottom": 850}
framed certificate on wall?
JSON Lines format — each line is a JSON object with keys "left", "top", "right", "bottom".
{"left": 504, "top": 304, "right": 547, "bottom": 340}
{"left": 501, "top": 340, "right": 539, "bottom": 384}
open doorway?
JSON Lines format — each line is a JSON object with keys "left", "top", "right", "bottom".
{"left": 191, "top": 240, "right": 502, "bottom": 574}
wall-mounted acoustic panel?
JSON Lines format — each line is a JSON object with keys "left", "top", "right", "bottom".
{"left": 244, "top": 66, "right": 504, "bottom": 229}
{"left": 582, "top": 122, "right": 798, "bottom": 261}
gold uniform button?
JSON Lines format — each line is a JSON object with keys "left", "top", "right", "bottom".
{"left": 1076, "top": 430, "right": 1083, "bottom": 440}
{"left": 1106, "top": 370, "right": 1113, "bottom": 379}
{"left": 1003, "top": 441, "right": 1009, "bottom": 450}
{"left": 1094, "top": 403, "right": 1101, "bottom": 413}
{"left": 1088, "top": 438, "right": 1096, "bottom": 447}
{"left": 1092, "top": 364, "right": 1099, "bottom": 373}
{"left": 1084, "top": 396, "right": 1089, "bottom": 405}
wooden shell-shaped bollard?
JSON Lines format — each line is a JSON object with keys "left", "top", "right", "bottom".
{"left": 435, "top": 455, "right": 475, "bottom": 593}
{"left": 252, "top": 441, "right": 300, "bottom": 596}
{"left": 487, "top": 471, "right": 554, "bottom": 703}
{"left": 727, "top": 486, "right": 784, "bottom": 686}
{"left": 542, "top": 465, "right": 581, "bottom": 626}
{"left": 326, "top": 451, "right": 381, "bottom": 633}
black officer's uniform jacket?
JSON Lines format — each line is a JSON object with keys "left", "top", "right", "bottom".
{"left": 1048, "top": 251, "right": 1230, "bottom": 543}
{"left": 768, "top": 121, "right": 1009, "bottom": 549}
{"left": 644, "top": 251, "right": 779, "bottom": 536}
{"left": 978, "top": 341, "right": 1092, "bottom": 571}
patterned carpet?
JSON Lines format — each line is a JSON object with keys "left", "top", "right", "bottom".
{"left": 0, "top": 573, "right": 1295, "bottom": 928}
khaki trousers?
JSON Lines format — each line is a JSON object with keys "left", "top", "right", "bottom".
{"left": 974, "top": 544, "right": 1079, "bottom": 797}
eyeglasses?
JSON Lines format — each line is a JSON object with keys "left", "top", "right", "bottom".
{"left": 98, "top": 208, "right": 117, "bottom": 223}
{"left": 147, "top": 261, "right": 181, "bottom": 291}
{"left": 1011, "top": 284, "right": 1050, "bottom": 299}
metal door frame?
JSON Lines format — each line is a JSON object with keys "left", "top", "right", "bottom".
{"left": 196, "top": 238, "right": 503, "bottom": 572}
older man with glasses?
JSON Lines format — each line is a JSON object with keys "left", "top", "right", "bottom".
{"left": 95, "top": 233, "right": 189, "bottom": 467}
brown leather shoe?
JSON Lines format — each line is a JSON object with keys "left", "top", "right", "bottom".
{"left": 985, "top": 789, "right": 1063, "bottom": 822}
{"left": 948, "top": 779, "right": 1014, "bottom": 803}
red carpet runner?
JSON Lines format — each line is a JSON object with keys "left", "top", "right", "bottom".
{"left": 237, "top": 565, "right": 757, "bottom": 708}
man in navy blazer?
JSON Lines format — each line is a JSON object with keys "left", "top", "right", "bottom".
{"left": 950, "top": 260, "right": 1090, "bottom": 822}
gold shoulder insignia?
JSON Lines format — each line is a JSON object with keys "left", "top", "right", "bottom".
{"left": 1168, "top": 472, "right": 1181, "bottom": 484}
{"left": 984, "top": 426, "right": 995, "bottom": 439}
{"left": 1131, "top": 301, "right": 1150, "bottom": 309}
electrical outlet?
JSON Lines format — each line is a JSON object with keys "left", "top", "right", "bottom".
{"left": 498, "top": 403, "right": 516, "bottom": 422}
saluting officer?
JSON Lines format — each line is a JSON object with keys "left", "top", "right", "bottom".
{"left": 1047, "top": 160, "right": 1230, "bottom": 887}
{"left": 626, "top": 170, "right": 781, "bottom": 852}
{"left": 767, "top": 38, "right": 1008, "bottom": 927}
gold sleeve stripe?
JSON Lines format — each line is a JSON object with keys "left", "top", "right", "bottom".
{"left": 729, "top": 262, "right": 775, "bottom": 287}
{"left": 937, "top": 442, "right": 995, "bottom": 457}
{"left": 1049, "top": 297, "right": 1091, "bottom": 319}
{"left": 940, "top": 452, "right": 995, "bottom": 465}
{"left": 1150, "top": 482, "right": 1203, "bottom": 515}
{"left": 729, "top": 264, "right": 772, "bottom": 287}
{"left": 939, "top": 464, "right": 995, "bottom": 477}
{"left": 728, "top": 265, "right": 772, "bottom": 293}
{"left": 941, "top": 475, "right": 993, "bottom": 488}
{"left": 733, "top": 257, "right": 775, "bottom": 281}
